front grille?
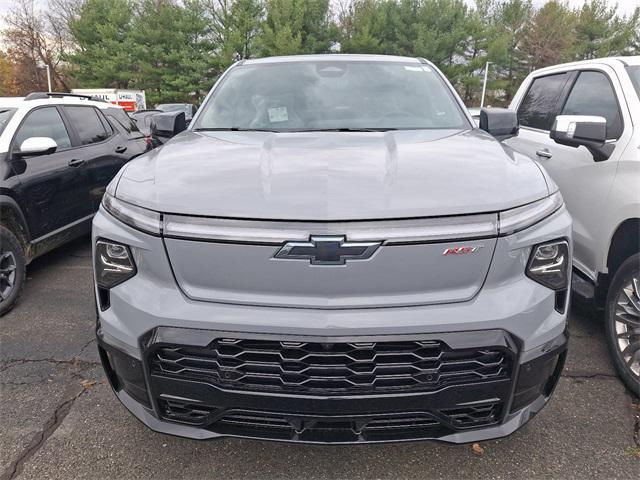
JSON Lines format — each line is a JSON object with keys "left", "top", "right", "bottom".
{"left": 156, "top": 400, "right": 503, "bottom": 442}
{"left": 150, "top": 338, "right": 511, "bottom": 395}
{"left": 212, "top": 410, "right": 448, "bottom": 442}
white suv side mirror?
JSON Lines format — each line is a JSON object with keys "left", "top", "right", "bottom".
{"left": 18, "top": 137, "right": 58, "bottom": 156}
{"left": 550, "top": 115, "right": 614, "bottom": 162}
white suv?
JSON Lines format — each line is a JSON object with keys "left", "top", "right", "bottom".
{"left": 506, "top": 57, "right": 640, "bottom": 393}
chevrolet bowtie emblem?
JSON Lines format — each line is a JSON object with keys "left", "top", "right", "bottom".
{"left": 273, "top": 236, "right": 381, "bottom": 265}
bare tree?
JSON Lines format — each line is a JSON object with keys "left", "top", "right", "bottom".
{"left": 46, "top": 0, "right": 83, "bottom": 53}
{"left": 523, "top": 1, "right": 575, "bottom": 70}
{"left": 2, "top": 0, "right": 74, "bottom": 94}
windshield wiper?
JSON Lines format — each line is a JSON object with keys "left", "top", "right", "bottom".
{"left": 194, "top": 127, "right": 399, "bottom": 133}
{"left": 293, "top": 127, "right": 398, "bottom": 132}
{"left": 194, "top": 127, "right": 280, "bottom": 132}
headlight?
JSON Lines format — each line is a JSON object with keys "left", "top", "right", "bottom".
{"left": 95, "top": 239, "right": 137, "bottom": 288}
{"left": 499, "top": 192, "right": 563, "bottom": 236}
{"left": 526, "top": 239, "right": 569, "bottom": 290}
{"left": 102, "top": 193, "right": 161, "bottom": 235}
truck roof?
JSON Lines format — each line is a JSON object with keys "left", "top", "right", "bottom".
{"left": 243, "top": 54, "right": 422, "bottom": 65}
{"left": 0, "top": 95, "right": 123, "bottom": 110}
{"left": 531, "top": 56, "right": 640, "bottom": 75}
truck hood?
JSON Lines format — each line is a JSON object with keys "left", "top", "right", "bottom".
{"left": 114, "top": 129, "right": 548, "bottom": 220}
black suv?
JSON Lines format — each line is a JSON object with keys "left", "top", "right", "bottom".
{"left": 0, "top": 93, "right": 149, "bottom": 314}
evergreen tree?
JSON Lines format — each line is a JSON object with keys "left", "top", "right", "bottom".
{"left": 67, "top": 0, "right": 136, "bottom": 88}
{"left": 490, "top": 0, "right": 533, "bottom": 101}
{"left": 209, "top": 0, "right": 264, "bottom": 69}
{"left": 20, "top": 0, "right": 639, "bottom": 105}
{"left": 259, "top": 0, "right": 334, "bottom": 56}
{"left": 574, "top": 0, "right": 640, "bottom": 59}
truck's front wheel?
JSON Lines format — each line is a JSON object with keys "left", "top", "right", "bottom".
{"left": 605, "top": 253, "right": 640, "bottom": 395}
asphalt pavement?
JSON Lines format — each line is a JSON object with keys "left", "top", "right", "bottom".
{"left": 1, "top": 236, "right": 638, "bottom": 479}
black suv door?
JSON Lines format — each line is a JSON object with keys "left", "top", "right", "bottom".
{"left": 61, "top": 106, "right": 134, "bottom": 211}
{"left": 10, "top": 106, "right": 91, "bottom": 239}
{"left": 103, "top": 107, "right": 150, "bottom": 156}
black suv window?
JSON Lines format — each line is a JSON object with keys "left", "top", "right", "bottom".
{"left": 14, "top": 107, "right": 72, "bottom": 150}
{"left": 64, "top": 106, "right": 111, "bottom": 145}
{"left": 106, "top": 108, "right": 140, "bottom": 134}
{"left": 561, "top": 71, "right": 623, "bottom": 140}
{"left": 518, "top": 73, "right": 571, "bottom": 131}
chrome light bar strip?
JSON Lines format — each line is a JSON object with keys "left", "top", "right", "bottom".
{"left": 162, "top": 213, "right": 499, "bottom": 245}
{"left": 103, "top": 192, "right": 563, "bottom": 244}
{"left": 102, "top": 193, "right": 161, "bottom": 235}
{"left": 498, "top": 192, "right": 563, "bottom": 236}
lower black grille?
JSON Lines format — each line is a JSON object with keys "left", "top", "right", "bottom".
{"left": 150, "top": 338, "right": 511, "bottom": 395}
{"left": 440, "top": 403, "right": 503, "bottom": 428}
{"left": 156, "top": 400, "right": 503, "bottom": 442}
{"left": 158, "top": 398, "right": 218, "bottom": 425}
{"left": 212, "top": 410, "right": 449, "bottom": 442}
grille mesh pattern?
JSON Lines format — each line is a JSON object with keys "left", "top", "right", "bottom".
{"left": 441, "top": 403, "right": 502, "bottom": 427}
{"left": 156, "top": 401, "right": 503, "bottom": 441}
{"left": 158, "top": 398, "right": 218, "bottom": 425}
{"left": 151, "top": 338, "right": 510, "bottom": 395}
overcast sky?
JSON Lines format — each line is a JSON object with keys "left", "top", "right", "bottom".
{"left": 0, "top": 0, "right": 638, "bottom": 30}
{"left": 0, "top": 0, "right": 15, "bottom": 21}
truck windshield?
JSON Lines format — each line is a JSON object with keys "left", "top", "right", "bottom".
{"left": 627, "top": 66, "right": 640, "bottom": 99}
{"left": 194, "top": 61, "right": 469, "bottom": 132}
{"left": 0, "top": 108, "right": 16, "bottom": 137}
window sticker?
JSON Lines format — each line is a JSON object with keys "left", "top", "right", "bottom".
{"left": 421, "top": 66, "right": 432, "bottom": 72}
{"left": 404, "top": 66, "right": 423, "bottom": 72}
{"left": 268, "top": 107, "right": 289, "bottom": 123}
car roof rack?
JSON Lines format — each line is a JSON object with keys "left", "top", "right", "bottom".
{"left": 24, "top": 92, "right": 107, "bottom": 102}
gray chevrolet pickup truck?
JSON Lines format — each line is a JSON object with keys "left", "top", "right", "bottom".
{"left": 92, "top": 55, "right": 572, "bottom": 444}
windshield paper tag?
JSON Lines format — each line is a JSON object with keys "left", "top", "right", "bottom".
{"left": 404, "top": 66, "right": 423, "bottom": 72}
{"left": 268, "top": 107, "right": 289, "bottom": 123}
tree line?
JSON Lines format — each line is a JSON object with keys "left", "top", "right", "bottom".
{"left": 1, "top": 0, "right": 639, "bottom": 106}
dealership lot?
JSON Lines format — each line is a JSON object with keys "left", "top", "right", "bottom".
{"left": 0, "top": 236, "right": 638, "bottom": 480}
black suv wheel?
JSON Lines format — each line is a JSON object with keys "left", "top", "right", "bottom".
{"left": 0, "top": 225, "right": 26, "bottom": 316}
{"left": 605, "top": 253, "right": 640, "bottom": 395}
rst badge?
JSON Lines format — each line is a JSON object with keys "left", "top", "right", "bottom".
{"left": 442, "top": 245, "right": 484, "bottom": 256}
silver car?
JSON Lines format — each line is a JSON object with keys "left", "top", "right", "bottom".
{"left": 92, "top": 55, "right": 572, "bottom": 444}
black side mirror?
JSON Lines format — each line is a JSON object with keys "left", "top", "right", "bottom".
{"left": 550, "top": 115, "right": 614, "bottom": 162}
{"left": 479, "top": 108, "right": 519, "bottom": 141}
{"left": 150, "top": 111, "right": 187, "bottom": 140}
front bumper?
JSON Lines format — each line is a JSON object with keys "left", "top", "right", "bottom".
{"left": 98, "top": 326, "right": 567, "bottom": 444}
{"left": 93, "top": 202, "right": 572, "bottom": 443}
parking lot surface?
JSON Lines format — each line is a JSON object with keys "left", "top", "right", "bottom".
{"left": 1, "top": 236, "right": 638, "bottom": 480}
